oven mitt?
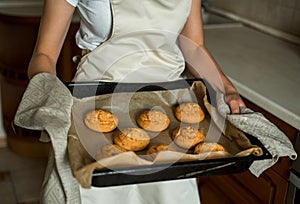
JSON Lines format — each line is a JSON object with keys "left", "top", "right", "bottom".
{"left": 13, "top": 72, "right": 81, "bottom": 204}
{"left": 216, "top": 92, "right": 297, "bottom": 177}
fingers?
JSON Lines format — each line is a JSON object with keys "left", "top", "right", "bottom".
{"left": 225, "top": 93, "right": 246, "bottom": 114}
{"left": 228, "top": 100, "right": 241, "bottom": 114}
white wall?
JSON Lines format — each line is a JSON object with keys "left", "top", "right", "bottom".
{"left": 208, "top": 0, "right": 300, "bottom": 37}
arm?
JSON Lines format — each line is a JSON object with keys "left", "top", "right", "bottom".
{"left": 179, "top": 0, "right": 245, "bottom": 114}
{"left": 28, "top": 0, "right": 75, "bottom": 79}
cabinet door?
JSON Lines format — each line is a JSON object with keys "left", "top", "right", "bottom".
{"left": 198, "top": 169, "right": 289, "bottom": 204}
{"left": 198, "top": 174, "right": 262, "bottom": 204}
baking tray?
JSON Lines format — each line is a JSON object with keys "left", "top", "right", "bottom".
{"left": 65, "top": 79, "right": 271, "bottom": 187}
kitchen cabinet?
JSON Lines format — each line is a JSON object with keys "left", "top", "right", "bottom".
{"left": 198, "top": 97, "right": 298, "bottom": 204}
{"left": 0, "top": 8, "right": 80, "bottom": 157}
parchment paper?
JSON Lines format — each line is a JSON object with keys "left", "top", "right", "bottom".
{"left": 67, "top": 81, "right": 262, "bottom": 188}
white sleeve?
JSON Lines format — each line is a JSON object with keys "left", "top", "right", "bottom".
{"left": 66, "top": 0, "right": 78, "bottom": 7}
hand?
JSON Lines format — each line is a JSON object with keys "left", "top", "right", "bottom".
{"left": 225, "top": 91, "right": 246, "bottom": 114}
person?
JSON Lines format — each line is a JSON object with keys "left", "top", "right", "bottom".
{"left": 27, "top": 0, "right": 245, "bottom": 203}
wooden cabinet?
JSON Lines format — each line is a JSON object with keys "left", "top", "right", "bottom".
{"left": 197, "top": 98, "right": 298, "bottom": 204}
{"left": 0, "top": 11, "right": 80, "bottom": 157}
{"left": 198, "top": 167, "right": 289, "bottom": 204}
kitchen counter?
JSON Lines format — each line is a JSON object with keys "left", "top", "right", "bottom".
{"left": 204, "top": 24, "right": 300, "bottom": 130}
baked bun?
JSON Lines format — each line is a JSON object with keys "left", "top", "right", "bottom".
{"left": 194, "top": 142, "right": 227, "bottom": 154}
{"left": 175, "top": 103, "right": 205, "bottom": 123}
{"left": 172, "top": 126, "right": 206, "bottom": 149}
{"left": 146, "top": 144, "right": 177, "bottom": 158}
{"left": 113, "top": 128, "right": 150, "bottom": 151}
{"left": 96, "top": 144, "right": 127, "bottom": 160}
{"left": 84, "top": 109, "right": 118, "bottom": 133}
{"left": 137, "top": 110, "right": 170, "bottom": 132}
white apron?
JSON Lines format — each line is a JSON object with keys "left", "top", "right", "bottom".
{"left": 73, "top": 0, "right": 200, "bottom": 203}
{"left": 74, "top": 0, "right": 192, "bottom": 83}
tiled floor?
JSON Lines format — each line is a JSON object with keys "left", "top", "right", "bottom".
{"left": 0, "top": 144, "right": 47, "bottom": 204}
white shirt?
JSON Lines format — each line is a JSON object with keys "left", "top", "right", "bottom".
{"left": 66, "top": 0, "right": 112, "bottom": 51}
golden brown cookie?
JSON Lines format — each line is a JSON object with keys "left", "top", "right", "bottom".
{"left": 84, "top": 109, "right": 118, "bottom": 133}
{"left": 172, "top": 126, "right": 206, "bottom": 149}
{"left": 113, "top": 128, "right": 150, "bottom": 151}
{"left": 194, "top": 142, "right": 227, "bottom": 154}
{"left": 147, "top": 144, "right": 177, "bottom": 155}
{"left": 95, "top": 144, "right": 127, "bottom": 160}
{"left": 137, "top": 110, "right": 170, "bottom": 132}
{"left": 175, "top": 103, "right": 205, "bottom": 123}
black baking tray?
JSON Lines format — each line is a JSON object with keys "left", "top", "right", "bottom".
{"left": 65, "top": 79, "right": 272, "bottom": 187}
